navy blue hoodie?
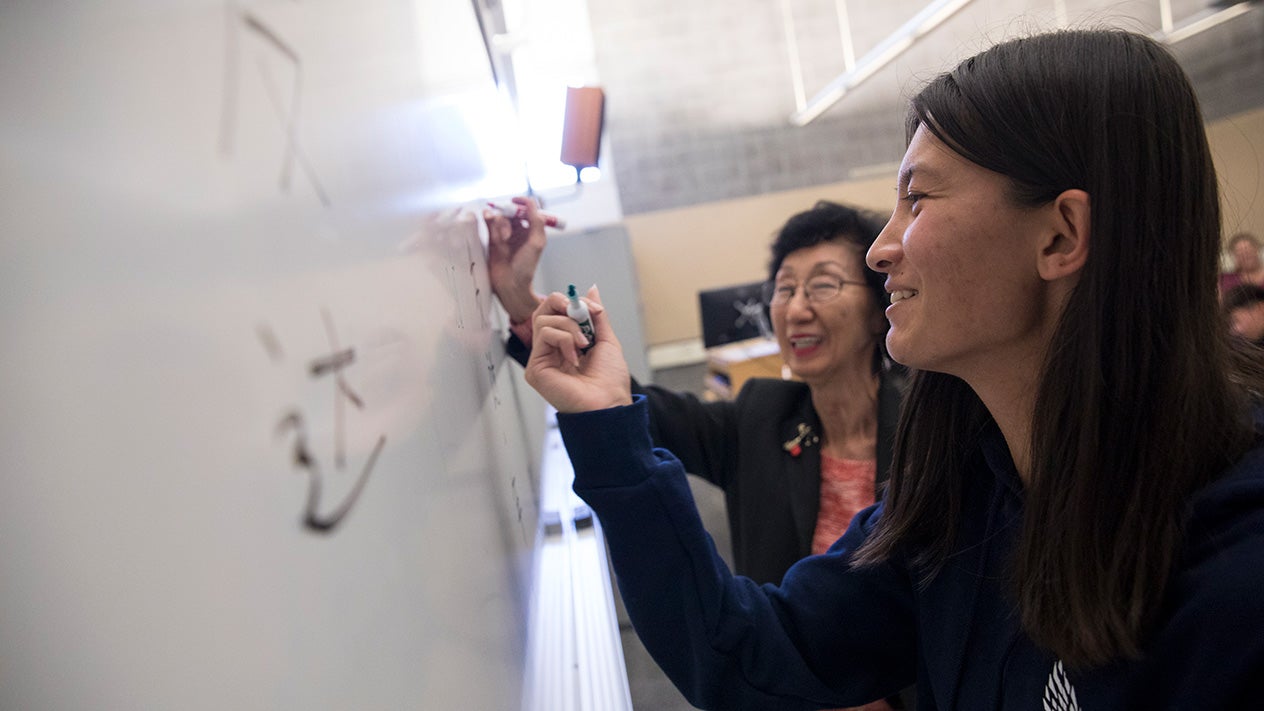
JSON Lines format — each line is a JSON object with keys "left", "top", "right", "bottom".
{"left": 559, "top": 396, "right": 1264, "bottom": 710}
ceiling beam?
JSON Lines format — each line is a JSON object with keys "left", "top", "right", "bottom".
{"left": 788, "top": 0, "right": 975, "bottom": 126}
{"left": 1151, "top": 1, "right": 1256, "bottom": 44}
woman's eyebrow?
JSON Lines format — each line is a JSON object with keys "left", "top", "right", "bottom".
{"left": 778, "top": 260, "right": 850, "bottom": 278}
{"left": 898, "top": 165, "right": 915, "bottom": 191}
{"left": 898, "top": 163, "right": 946, "bottom": 191}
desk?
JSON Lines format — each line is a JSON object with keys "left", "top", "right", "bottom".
{"left": 704, "top": 337, "right": 785, "bottom": 400}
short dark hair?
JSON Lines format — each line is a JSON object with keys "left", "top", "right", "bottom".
{"left": 766, "top": 200, "right": 887, "bottom": 307}
{"left": 1224, "top": 284, "right": 1264, "bottom": 312}
{"left": 767, "top": 201, "right": 890, "bottom": 370}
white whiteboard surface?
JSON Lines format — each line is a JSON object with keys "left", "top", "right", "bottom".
{"left": 0, "top": 2, "right": 544, "bottom": 708}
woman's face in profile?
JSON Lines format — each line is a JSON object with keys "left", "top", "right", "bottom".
{"left": 769, "top": 240, "right": 883, "bottom": 386}
{"left": 866, "top": 126, "right": 1054, "bottom": 382}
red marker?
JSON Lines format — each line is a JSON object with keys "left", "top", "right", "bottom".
{"left": 489, "top": 202, "right": 567, "bottom": 230}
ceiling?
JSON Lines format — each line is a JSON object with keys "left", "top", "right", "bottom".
{"left": 578, "top": 0, "right": 1264, "bottom": 213}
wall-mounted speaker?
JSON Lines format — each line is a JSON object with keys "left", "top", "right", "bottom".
{"left": 560, "top": 86, "right": 605, "bottom": 169}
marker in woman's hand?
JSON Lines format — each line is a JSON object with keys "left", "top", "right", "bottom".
{"left": 489, "top": 202, "right": 567, "bottom": 230}
{"left": 567, "top": 284, "right": 595, "bottom": 353}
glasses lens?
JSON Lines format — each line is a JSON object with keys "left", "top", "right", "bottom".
{"left": 806, "top": 278, "right": 842, "bottom": 303}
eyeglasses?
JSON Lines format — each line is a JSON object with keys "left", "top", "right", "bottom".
{"left": 762, "top": 276, "right": 868, "bottom": 306}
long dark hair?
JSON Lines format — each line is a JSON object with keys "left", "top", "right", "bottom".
{"left": 853, "top": 29, "right": 1264, "bottom": 667}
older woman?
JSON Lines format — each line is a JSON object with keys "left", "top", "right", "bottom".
{"left": 521, "top": 29, "right": 1264, "bottom": 710}
{"left": 488, "top": 200, "right": 907, "bottom": 710}
{"left": 488, "top": 201, "right": 902, "bottom": 584}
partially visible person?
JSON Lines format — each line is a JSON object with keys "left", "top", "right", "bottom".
{"left": 520, "top": 29, "right": 1264, "bottom": 710}
{"left": 486, "top": 198, "right": 910, "bottom": 710}
{"left": 1225, "top": 284, "right": 1264, "bottom": 345}
{"left": 1220, "top": 231, "right": 1264, "bottom": 293}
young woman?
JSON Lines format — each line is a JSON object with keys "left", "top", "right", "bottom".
{"left": 523, "top": 29, "right": 1264, "bottom": 710}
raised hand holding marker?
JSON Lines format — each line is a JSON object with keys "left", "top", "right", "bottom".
{"left": 489, "top": 202, "right": 567, "bottom": 230}
{"left": 567, "top": 284, "right": 595, "bottom": 353}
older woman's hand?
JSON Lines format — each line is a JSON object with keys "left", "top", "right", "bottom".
{"left": 484, "top": 196, "right": 547, "bottom": 326}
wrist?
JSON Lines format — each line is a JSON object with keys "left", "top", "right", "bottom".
{"left": 505, "top": 292, "right": 543, "bottom": 326}
{"left": 508, "top": 318, "right": 534, "bottom": 348}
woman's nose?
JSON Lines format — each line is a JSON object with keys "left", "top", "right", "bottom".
{"left": 783, "top": 289, "right": 815, "bottom": 319}
{"left": 867, "top": 218, "right": 900, "bottom": 271}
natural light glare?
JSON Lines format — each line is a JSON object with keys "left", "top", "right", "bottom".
{"left": 416, "top": 0, "right": 604, "bottom": 196}
{"left": 499, "top": 0, "right": 602, "bottom": 191}
{"left": 510, "top": 71, "right": 589, "bottom": 190}
{"left": 390, "top": 88, "right": 530, "bottom": 213}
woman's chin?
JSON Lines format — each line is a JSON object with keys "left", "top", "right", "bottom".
{"left": 884, "top": 334, "right": 917, "bottom": 369}
{"left": 787, "top": 361, "right": 838, "bottom": 387}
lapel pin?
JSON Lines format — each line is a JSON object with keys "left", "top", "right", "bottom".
{"left": 783, "top": 423, "right": 819, "bottom": 458}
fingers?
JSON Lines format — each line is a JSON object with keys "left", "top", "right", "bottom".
{"left": 532, "top": 293, "right": 587, "bottom": 369}
{"left": 536, "top": 294, "right": 592, "bottom": 350}
{"left": 485, "top": 196, "right": 549, "bottom": 246}
{"left": 512, "top": 197, "right": 548, "bottom": 248}
{"left": 524, "top": 286, "right": 633, "bottom": 412}
{"left": 483, "top": 199, "right": 529, "bottom": 236}
{"left": 483, "top": 207, "right": 511, "bottom": 245}
{"left": 583, "top": 285, "right": 606, "bottom": 319}
{"left": 538, "top": 285, "right": 622, "bottom": 357}
{"left": 535, "top": 323, "right": 580, "bottom": 368}
{"left": 499, "top": 196, "right": 537, "bottom": 232}
{"left": 512, "top": 195, "right": 536, "bottom": 221}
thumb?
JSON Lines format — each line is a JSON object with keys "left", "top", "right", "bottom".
{"left": 584, "top": 285, "right": 621, "bottom": 349}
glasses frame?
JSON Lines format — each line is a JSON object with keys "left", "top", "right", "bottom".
{"left": 762, "top": 275, "right": 870, "bottom": 307}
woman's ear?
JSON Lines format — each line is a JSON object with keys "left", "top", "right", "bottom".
{"left": 1037, "top": 189, "right": 1091, "bottom": 281}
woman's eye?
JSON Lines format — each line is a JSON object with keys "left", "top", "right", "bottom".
{"left": 766, "top": 285, "right": 796, "bottom": 305}
{"left": 808, "top": 280, "right": 841, "bottom": 295}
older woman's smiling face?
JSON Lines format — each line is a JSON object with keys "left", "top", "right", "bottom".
{"left": 770, "top": 240, "right": 884, "bottom": 387}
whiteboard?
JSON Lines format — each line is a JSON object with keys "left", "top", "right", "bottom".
{"left": 0, "top": 1, "right": 545, "bottom": 708}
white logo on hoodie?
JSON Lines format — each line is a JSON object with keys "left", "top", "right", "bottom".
{"left": 1043, "top": 660, "right": 1082, "bottom": 711}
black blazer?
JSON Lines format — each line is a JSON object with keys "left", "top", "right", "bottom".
{"left": 638, "top": 372, "right": 905, "bottom": 586}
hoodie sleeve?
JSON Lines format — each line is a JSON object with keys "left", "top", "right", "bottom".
{"left": 558, "top": 396, "right": 917, "bottom": 710}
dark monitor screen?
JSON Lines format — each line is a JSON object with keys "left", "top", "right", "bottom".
{"left": 698, "top": 280, "right": 772, "bottom": 348}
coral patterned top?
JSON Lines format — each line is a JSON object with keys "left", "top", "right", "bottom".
{"left": 810, "top": 454, "right": 877, "bottom": 556}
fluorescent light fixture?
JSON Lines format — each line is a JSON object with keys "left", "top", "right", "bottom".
{"left": 790, "top": 0, "right": 975, "bottom": 126}
{"left": 1151, "top": 2, "right": 1255, "bottom": 44}
{"left": 780, "top": 0, "right": 808, "bottom": 111}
